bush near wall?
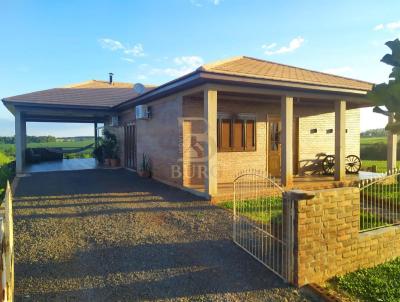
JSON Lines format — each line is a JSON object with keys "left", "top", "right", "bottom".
{"left": 360, "top": 142, "right": 400, "bottom": 160}
{"left": 0, "top": 161, "right": 15, "bottom": 199}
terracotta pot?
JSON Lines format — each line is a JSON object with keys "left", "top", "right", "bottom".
{"left": 110, "top": 158, "right": 120, "bottom": 167}
{"left": 104, "top": 158, "right": 111, "bottom": 166}
{"left": 138, "top": 170, "right": 151, "bottom": 178}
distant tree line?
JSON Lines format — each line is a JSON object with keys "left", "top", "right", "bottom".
{"left": 0, "top": 136, "right": 57, "bottom": 144}
{"left": 360, "top": 128, "right": 386, "bottom": 137}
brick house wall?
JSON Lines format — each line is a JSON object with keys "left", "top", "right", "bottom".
{"left": 182, "top": 96, "right": 360, "bottom": 185}
{"left": 293, "top": 187, "right": 400, "bottom": 286}
{"left": 298, "top": 109, "right": 360, "bottom": 175}
{"left": 107, "top": 94, "right": 361, "bottom": 191}
{"left": 135, "top": 95, "right": 183, "bottom": 187}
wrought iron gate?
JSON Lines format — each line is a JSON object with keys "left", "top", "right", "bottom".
{"left": 233, "top": 169, "right": 293, "bottom": 282}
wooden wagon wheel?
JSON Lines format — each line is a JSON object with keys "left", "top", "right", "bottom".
{"left": 322, "top": 155, "right": 335, "bottom": 175}
{"left": 345, "top": 155, "right": 361, "bottom": 174}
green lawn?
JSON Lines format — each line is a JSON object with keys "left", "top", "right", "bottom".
{"left": 361, "top": 160, "right": 400, "bottom": 173}
{"left": 0, "top": 152, "right": 11, "bottom": 166}
{"left": 330, "top": 257, "right": 400, "bottom": 302}
{"left": 0, "top": 139, "right": 94, "bottom": 159}
{"left": 219, "top": 197, "right": 282, "bottom": 224}
{"left": 360, "top": 136, "right": 388, "bottom": 145}
{"left": 0, "top": 151, "right": 14, "bottom": 199}
{"left": 360, "top": 212, "right": 390, "bottom": 230}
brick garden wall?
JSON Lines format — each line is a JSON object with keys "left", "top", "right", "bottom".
{"left": 293, "top": 186, "right": 400, "bottom": 286}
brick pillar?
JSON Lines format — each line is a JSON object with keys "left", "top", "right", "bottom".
{"left": 284, "top": 190, "right": 315, "bottom": 286}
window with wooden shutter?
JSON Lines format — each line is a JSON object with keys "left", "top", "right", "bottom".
{"left": 219, "top": 119, "right": 231, "bottom": 151}
{"left": 217, "top": 114, "right": 256, "bottom": 152}
{"left": 245, "top": 119, "right": 255, "bottom": 150}
{"left": 232, "top": 119, "right": 244, "bottom": 151}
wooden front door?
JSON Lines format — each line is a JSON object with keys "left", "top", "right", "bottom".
{"left": 124, "top": 123, "right": 136, "bottom": 170}
{"left": 268, "top": 117, "right": 281, "bottom": 177}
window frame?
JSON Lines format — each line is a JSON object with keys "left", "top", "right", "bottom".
{"left": 217, "top": 113, "right": 256, "bottom": 152}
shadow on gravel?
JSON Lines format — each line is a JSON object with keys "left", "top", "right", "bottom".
{"left": 16, "top": 240, "right": 289, "bottom": 300}
{"left": 14, "top": 169, "right": 200, "bottom": 202}
{"left": 14, "top": 169, "right": 305, "bottom": 301}
{"left": 14, "top": 204, "right": 215, "bottom": 220}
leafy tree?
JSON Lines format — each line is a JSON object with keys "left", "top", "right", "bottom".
{"left": 368, "top": 39, "right": 400, "bottom": 133}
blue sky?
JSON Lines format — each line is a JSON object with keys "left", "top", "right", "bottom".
{"left": 1, "top": 0, "right": 399, "bottom": 136}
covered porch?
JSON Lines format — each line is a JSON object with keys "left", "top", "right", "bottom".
{"left": 179, "top": 83, "right": 391, "bottom": 199}
{"left": 8, "top": 106, "right": 107, "bottom": 174}
{"left": 1, "top": 88, "right": 127, "bottom": 174}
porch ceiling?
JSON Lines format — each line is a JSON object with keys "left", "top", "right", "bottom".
{"left": 185, "top": 90, "right": 372, "bottom": 110}
{"left": 8, "top": 104, "right": 110, "bottom": 123}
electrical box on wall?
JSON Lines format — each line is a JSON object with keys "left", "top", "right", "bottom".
{"left": 135, "top": 105, "right": 152, "bottom": 120}
{"left": 111, "top": 115, "right": 119, "bottom": 127}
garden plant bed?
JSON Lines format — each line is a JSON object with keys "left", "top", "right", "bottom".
{"left": 328, "top": 257, "right": 400, "bottom": 302}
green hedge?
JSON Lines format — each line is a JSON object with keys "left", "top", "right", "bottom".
{"left": 0, "top": 161, "right": 15, "bottom": 199}
{"left": 360, "top": 142, "right": 400, "bottom": 160}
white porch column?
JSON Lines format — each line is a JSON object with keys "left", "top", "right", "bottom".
{"left": 281, "top": 95, "right": 293, "bottom": 186}
{"left": 387, "top": 114, "right": 397, "bottom": 171}
{"left": 15, "top": 110, "right": 27, "bottom": 174}
{"left": 334, "top": 100, "right": 346, "bottom": 181}
{"left": 204, "top": 88, "right": 218, "bottom": 198}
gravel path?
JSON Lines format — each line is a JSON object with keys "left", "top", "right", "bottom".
{"left": 13, "top": 169, "right": 309, "bottom": 301}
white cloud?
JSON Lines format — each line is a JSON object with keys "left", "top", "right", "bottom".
{"left": 262, "top": 36, "right": 305, "bottom": 55}
{"left": 387, "top": 21, "right": 400, "bottom": 30}
{"left": 136, "top": 74, "right": 148, "bottom": 81}
{"left": 99, "top": 38, "right": 124, "bottom": 51}
{"left": 148, "top": 56, "right": 204, "bottom": 78}
{"left": 121, "top": 57, "right": 135, "bottom": 63}
{"left": 99, "top": 38, "right": 145, "bottom": 59}
{"left": 123, "top": 43, "right": 145, "bottom": 57}
{"left": 173, "top": 56, "right": 204, "bottom": 67}
{"left": 263, "top": 42, "right": 277, "bottom": 50}
{"left": 190, "top": 0, "right": 222, "bottom": 7}
{"left": 373, "top": 21, "right": 400, "bottom": 31}
{"left": 323, "top": 66, "right": 353, "bottom": 77}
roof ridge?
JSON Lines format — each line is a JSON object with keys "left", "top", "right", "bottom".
{"left": 63, "top": 80, "right": 96, "bottom": 88}
{"left": 239, "top": 56, "right": 373, "bottom": 86}
{"left": 198, "top": 56, "right": 246, "bottom": 71}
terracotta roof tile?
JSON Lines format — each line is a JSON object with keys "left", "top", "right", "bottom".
{"left": 200, "top": 56, "right": 373, "bottom": 91}
{"left": 3, "top": 88, "right": 141, "bottom": 108}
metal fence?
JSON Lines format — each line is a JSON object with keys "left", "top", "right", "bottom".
{"left": 233, "top": 169, "right": 293, "bottom": 282}
{"left": 0, "top": 181, "right": 14, "bottom": 302}
{"left": 359, "top": 169, "right": 400, "bottom": 232}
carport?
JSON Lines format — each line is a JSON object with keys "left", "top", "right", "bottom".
{"left": 2, "top": 86, "right": 138, "bottom": 173}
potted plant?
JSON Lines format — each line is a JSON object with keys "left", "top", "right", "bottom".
{"left": 138, "top": 153, "right": 151, "bottom": 178}
{"left": 102, "top": 130, "right": 118, "bottom": 166}
{"left": 110, "top": 145, "right": 120, "bottom": 167}
{"left": 93, "top": 141, "right": 104, "bottom": 164}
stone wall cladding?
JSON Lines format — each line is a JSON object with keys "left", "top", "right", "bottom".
{"left": 294, "top": 186, "right": 400, "bottom": 286}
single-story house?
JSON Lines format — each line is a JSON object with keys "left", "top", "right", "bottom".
{"left": 3, "top": 56, "right": 380, "bottom": 199}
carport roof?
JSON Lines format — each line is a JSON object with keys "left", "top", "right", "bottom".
{"left": 3, "top": 88, "right": 141, "bottom": 109}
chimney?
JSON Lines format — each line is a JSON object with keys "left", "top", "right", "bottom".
{"left": 109, "top": 72, "right": 114, "bottom": 84}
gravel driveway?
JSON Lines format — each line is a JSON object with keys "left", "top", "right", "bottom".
{"left": 13, "top": 169, "right": 309, "bottom": 301}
